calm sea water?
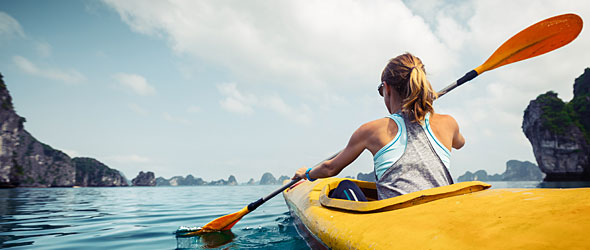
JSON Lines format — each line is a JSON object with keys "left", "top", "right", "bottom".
{"left": 2, "top": 181, "right": 590, "bottom": 249}
{"left": 0, "top": 185, "right": 308, "bottom": 250}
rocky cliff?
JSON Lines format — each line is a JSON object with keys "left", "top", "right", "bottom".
{"left": 0, "top": 73, "right": 127, "bottom": 187}
{"left": 457, "top": 170, "right": 501, "bottom": 182}
{"left": 259, "top": 172, "right": 277, "bottom": 185}
{"left": 522, "top": 68, "right": 590, "bottom": 181}
{"left": 0, "top": 74, "right": 74, "bottom": 187}
{"left": 503, "top": 160, "right": 545, "bottom": 181}
{"left": 132, "top": 171, "right": 156, "bottom": 186}
{"left": 74, "top": 157, "right": 128, "bottom": 187}
{"left": 209, "top": 175, "right": 238, "bottom": 186}
{"left": 167, "top": 175, "right": 207, "bottom": 186}
{"left": 259, "top": 173, "right": 290, "bottom": 185}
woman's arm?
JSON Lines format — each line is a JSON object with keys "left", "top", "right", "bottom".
{"left": 451, "top": 117, "right": 465, "bottom": 149}
{"left": 293, "top": 124, "right": 370, "bottom": 180}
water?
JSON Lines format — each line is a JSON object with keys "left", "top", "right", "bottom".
{"left": 2, "top": 181, "right": 590, "bottom": 249}
{"left": 485, "top": 181, "right": 590, "bottom": 189}
{"left": 0, "top": 185, "right": 308, "bottom": 249}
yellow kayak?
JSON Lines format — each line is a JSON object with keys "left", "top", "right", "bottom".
{"left": 282, "top": 178, "right": 590, "bottom": 249}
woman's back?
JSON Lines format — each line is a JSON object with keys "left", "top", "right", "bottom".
{"left": 292, "top": 52, "right": 465, "bottom": 200}
{"left": 371, "top": 112, "right": 458, "bottom": 199}
{"left": 363, "top": 112, "right": 463, "bottom": 157}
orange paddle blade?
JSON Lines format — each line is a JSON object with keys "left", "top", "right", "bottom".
{"left": 183, "top": 206, "right": 250, "bottom": 236}
{"left": 475, "top": 13, "right": 583, "bottom": 74}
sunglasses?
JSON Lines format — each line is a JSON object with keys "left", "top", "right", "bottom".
{"left": 378, "top": 82, "right": 384, "bottom": 97}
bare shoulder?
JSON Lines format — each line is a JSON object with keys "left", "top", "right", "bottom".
{"left": 431, "top": 112, "right": 457, "bottom": 121}
{"left": 354, "top": 117, "right": 399, "bottom": 154}
{"left": 430, "top": 112, "right": 465, "bottom": 150}
{"left": 358, "top": 117, "right": 390, "bottom": 132}
{"left": 430, "top": 113, "right": 459, "bottom": 129}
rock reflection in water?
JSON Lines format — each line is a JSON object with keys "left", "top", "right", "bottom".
{"left": 176, "top": 230, "right": 236, "bottom": 249}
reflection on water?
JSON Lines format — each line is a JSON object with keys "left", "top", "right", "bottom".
{"left": 486, "top": 181, "right": 590, "bottom": 189}
{"left": 173, "top": 213, "right": 307, "bottom": 249}
{"left": 0, "top": 186, "right": 309, "bottom": 249}
{"left": 537, "top": 181, "right": 590, "bottom": 188}
{"left": 176, "top": 230, "right": 236, "bottom": 249}
{"left": 3, "top": 182, "right": 590, "bottom": 249}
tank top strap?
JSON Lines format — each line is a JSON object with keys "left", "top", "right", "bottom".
{"left": 373, "top": 113, "right": 406, "bottom": 180}
{"left": 422, "top": 113, "right": 451, "bottom": 167}
{"left": 376, "top": 113, "right": 453, "bottom": 200}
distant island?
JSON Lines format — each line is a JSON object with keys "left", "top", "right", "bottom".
{"left": 457, "top": 160, "right": 545, "bottom": 182}
{"left": 522, "top": 68, "right": 590, "bottom": 181}
{"left": 354, "top": 160, "right": 544, "bottom": 183}
{"left": 154, "top": 174, "right": 237, "bottom": 186}
{"left": 132, "top": 171, "right": 290, "bottom": 187}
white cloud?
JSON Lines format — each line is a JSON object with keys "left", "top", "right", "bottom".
{"left": 107, "top": 154, "right": 151, "bottom": 164}
{"left": 103, "top": 0, "right": 590, "bottom": 176}
{"left": 113, "top": 73, "right": 156, "bottom": 96}
{"left": 0, "top": 12, "right": 24, "bottom": 38}
{"left": 263, "top": 95, "right": 312, "bottom": 125}
{"left": 128, "top": 103, "right": 148, "bottom": 115}
{"left": 36, "top": 42, "right": 52, "bottom": 57}
{"left": 435, "top": 13, "right": 469, "bottom": 51}
{"left": 102, "top": 0, "right": 456, "bottom": 92}
{"left": 217, "top": 83, "right": 257, "bottom": 115}
{"left": 186, "top": 105, "right": 201, "bottom": 113}
{"left": 217, "top": 82, "right": 312, "bottom": 124}
{"left": 13, "top": 55, "right": 86, "bottom": 84}
{"left": 162, "top": 112, "right": 190, "bottom": 125}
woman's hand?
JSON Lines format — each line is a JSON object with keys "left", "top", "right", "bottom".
{"left": 292, "top": 167, "right": 309, "bottom": 180}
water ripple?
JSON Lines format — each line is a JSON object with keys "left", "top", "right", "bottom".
{"left": 0, "top": 186, "right": 309, "bottom": 249}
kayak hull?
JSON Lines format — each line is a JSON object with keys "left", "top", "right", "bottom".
{"left": 283, "top": 178, "right": 590, "bottom": 249}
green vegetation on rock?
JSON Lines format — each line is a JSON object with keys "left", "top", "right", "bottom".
{"left": 569, "top": 95, "right": 590, "bottom": 143}
{"left": 523, "top": 68, "right": 590, "bottom": 181}
{"left": 536, "top": 91, "right": 574, "bottom": 135}
{"left": 73, "top": 157, "right": 127, "bottom": 187}
{"left": 535, "top": 68, "right": 590, "bottom": 143}
{"left": 74, "top": 157, "right": 119, "bottom": 177}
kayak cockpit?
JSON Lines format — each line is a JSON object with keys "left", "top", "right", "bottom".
{"left": 319, "top": 179, "right": 491, "bottom": 212}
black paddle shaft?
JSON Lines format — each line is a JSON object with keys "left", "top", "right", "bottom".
{"left": 437, "top": 70, "right": 478, "bottom": 97}
{"left": 247, "top": 178, "right": 301, "bottom": 211}
{"left": 246, "top": 151, "right": 341, "bottom": 211}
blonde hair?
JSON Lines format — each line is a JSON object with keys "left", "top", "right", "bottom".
{"left": 381, "top": 53, "right": 437, "bottom": 124}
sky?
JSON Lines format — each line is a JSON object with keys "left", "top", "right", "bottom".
{"left": 0, "top": 0, "right": 589, "bottom": 183}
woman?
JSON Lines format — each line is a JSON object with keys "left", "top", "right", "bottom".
{"left": 293, "top": 53, "right": 465, "bottom": 200}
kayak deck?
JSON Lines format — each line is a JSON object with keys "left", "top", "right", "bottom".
{"left": 283, "top": 178, "right": 590, "bottom": 249}
{"left": 318, "top": 179, "right": 491, "bottom": 212}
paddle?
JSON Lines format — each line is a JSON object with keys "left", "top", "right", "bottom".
{"left": 184, "top": 13, "right": 582, "bottom": 236}
{"left": 182, "top": 152, "right": 340, "bottom": 236}
{"left": 437, "top": 13, "right": 582, "bottom": 97}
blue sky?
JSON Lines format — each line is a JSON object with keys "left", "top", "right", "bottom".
{"left": 1, "top": 0, "right": 589, "bottom": 182}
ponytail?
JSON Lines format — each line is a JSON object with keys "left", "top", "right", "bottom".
{"left": 381, "top": 53, "right": 437, "bottom": 124}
